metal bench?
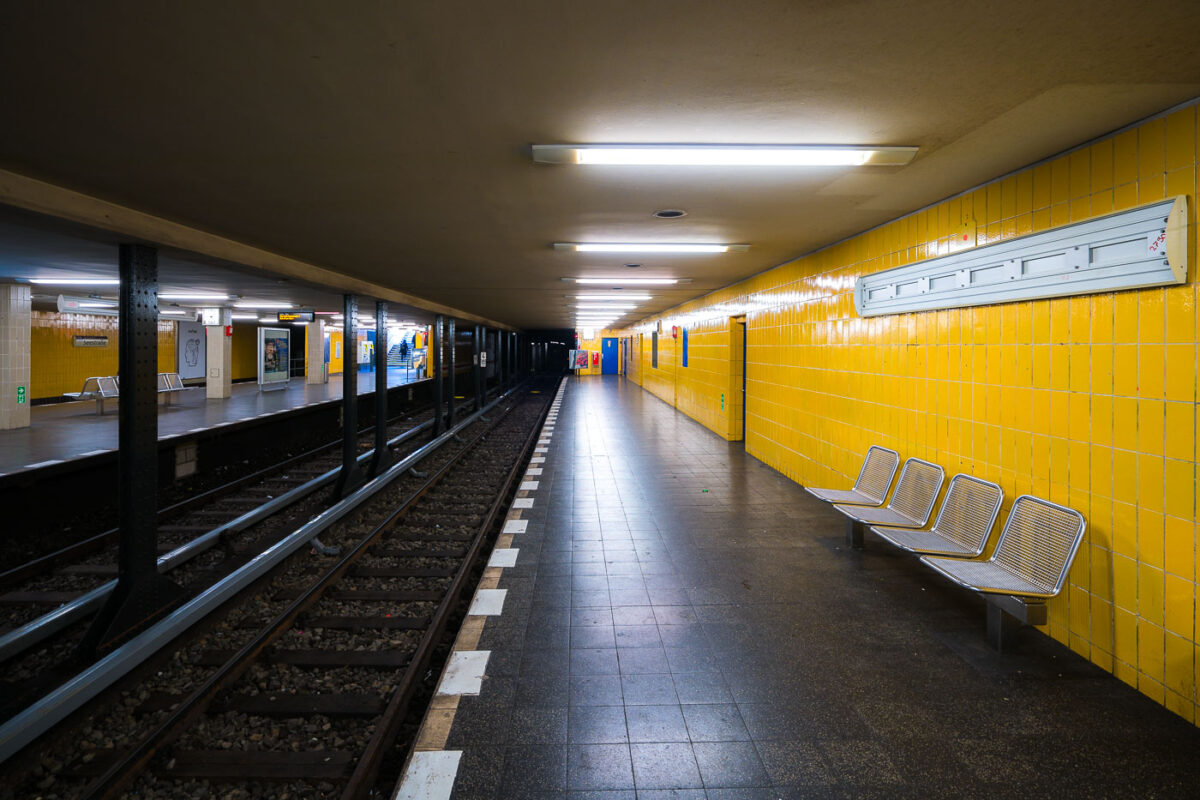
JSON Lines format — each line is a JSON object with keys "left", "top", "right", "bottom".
{"left": 835, "top": 458, "right": 944, "bottom": 548}
{"left": 157, "top": 372, "right": 188, "bottom": 405}
{"left": 804, "top": 445, "right": 900, "bottom": 507}
{"left": 62, "top": 376, "right": 120, "bottom": 415}
{"left": 871, "top": 474, "right": 1003, "bottom": 557}
{"left": 920, "top": 495, "right": 1086, "bottom": 650}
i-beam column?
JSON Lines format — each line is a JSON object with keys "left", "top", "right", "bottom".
{"left": 333, "top": 294, "right": 364, "bottom": 498}
{"left": 369, "top": 300, "right": 391, "bottom": 477}
{"left": 431, "top": 315, "right": 444, "bottom": 438}
{"left": 79, "top": 244, "right": 183, "bottom": 657}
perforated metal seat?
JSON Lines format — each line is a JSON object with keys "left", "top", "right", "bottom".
{"left": 920, "top": 495, "right": 1086, "bottom": 598}
{"left": 872, "top": 474, "right": 1003, "bottom": 556}
{"left": 834, "top": 458, "right": 944, "bottom": 528}
{"left": 805, "top": 446, "right": 900, "bottom": 507}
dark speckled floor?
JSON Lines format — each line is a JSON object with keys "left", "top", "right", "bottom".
{"left": 446, "top": 375, "right": 1200, "bottom": 799}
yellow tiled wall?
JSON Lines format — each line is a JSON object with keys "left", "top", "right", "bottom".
{"left": 31, "top": 312, "right": 176, "bottom": 399}
{"left": 614, "top": 102, "right": 1200, "bottom": 724}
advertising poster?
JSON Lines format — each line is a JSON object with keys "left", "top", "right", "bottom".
{"left": 258, "top": 327, "right": 291, "bottom": 390}
{"left": 572, "top": 349, "right": 589, "bottom": 369}
{"left": 176, "top": 321, "right": 206, "bottom": 380}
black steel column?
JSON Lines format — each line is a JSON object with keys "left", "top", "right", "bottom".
{"left": 369, "top": 300, "right": 391, "bottom": 478}
{"left": 79, "top": 244, "right": 183, "bottom": 658}
{"left": 474, "top": 324, "right": 484, "bottom": 410}
{"left": 334, "top": 294, "right": 364, "bottom": 497}
{"left": 498, "top": 329, "right": 506, "bottom": 388}
{"left": 432, "top": 315, "right": 444, "bottom": 438}
{"left": 447, "top": 319, "right": 457, "bottom": 428}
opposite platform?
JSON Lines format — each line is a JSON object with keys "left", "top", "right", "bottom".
{"left": 413, "top": 374, "right": 1200, "bottom": 799}
{"left": 0, "top": 366, "right": 423, "bottom": 476}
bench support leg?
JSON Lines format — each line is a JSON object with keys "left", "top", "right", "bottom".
{"left": 986, "top": 604, "right": 1021, "bottom": 652}
{"left": 844, "top": 518, "right": 864, "bottom": 549}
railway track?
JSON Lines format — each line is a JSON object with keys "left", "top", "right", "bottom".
{"left": 0, "top": 406, "right": 447, "bottom": 714}
{"left": 0, "top": 377, "right": 555, "bottom": 799}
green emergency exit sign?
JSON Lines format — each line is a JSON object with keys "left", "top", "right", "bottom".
{"left": 720, "top": 393, "right": 725, "bottom": 411}
{"left": 16, "top": 386, "right": 26, "bottom": 404}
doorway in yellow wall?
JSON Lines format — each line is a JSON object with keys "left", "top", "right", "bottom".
{"left": 329, "top": 330, "right": 344, "bottom": 374}
{"left": 731, "top": 316, "right": 746, "bottom": 442}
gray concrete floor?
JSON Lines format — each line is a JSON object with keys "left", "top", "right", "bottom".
{"left": 0, "top": 367, "right": 424, "bottom": 475}
{"left": 444, "top": 375, "right": 1200, "bottom": 799}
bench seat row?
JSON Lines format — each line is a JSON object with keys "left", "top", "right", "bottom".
{"left": 63, "top": 372, "right": 190, "bottom": 414}
{"left": 806, "top": 446, "right": 1086, "bottom": 649}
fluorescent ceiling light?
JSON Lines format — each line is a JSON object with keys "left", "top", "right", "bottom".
{"left": 257, "top": 316, "right": 278, "bottom": 323}
{"left": 576, "top": 294, "right": 652, "bottom": 301}
{"left": 555, "top": 243, "right": 745, "bottom": 253}
{"left": 79, "top": 301, "right": 116, "bottom": 308}
{"left": 28, "top": 277, "right": 119, "bottom": 285}
{"left": 160, "top": 293, "right": 230, "bottom": 301}
{"left": 533, "top": 144, "right": 918, "bottom": 167}
{"left": 571, "top": 278, "right": 680, "bottom": 285}
{"left": 234, "top": 301, "right": 294, "bottom": 309}
{"left": 159, "top": 309, "right": 191, "bottom": 316}
{"left": 576, "top": 304, "right": 636, "bottom": 310}
{"left": 230, "top": 313, "right": 258, "bottom": 320}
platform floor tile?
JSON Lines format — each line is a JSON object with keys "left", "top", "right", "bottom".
{"left": 445, "top": 375, "right": 1200, "bottom": 799}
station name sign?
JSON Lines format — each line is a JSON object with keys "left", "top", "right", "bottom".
{"left": 277, "top": 310, "right": 315, "bottom": 323}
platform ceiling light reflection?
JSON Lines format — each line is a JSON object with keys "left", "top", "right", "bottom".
{"left": 554, "top": 243, "right": 746, "bottom": 253}
{"left": 28, "top": 277, "right": 119, "bottom": 285}
{"left": 533, "top": 144, "right": 918, "bottom": 167}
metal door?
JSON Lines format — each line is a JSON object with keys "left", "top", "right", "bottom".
{"left": 601, "top": 337, "right": 619, "bottom": 374}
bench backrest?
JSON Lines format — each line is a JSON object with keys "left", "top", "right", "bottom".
{"left": 853, "top": 446, "right": 900, "bottom": 502}
{"left": 166, "top": 373, "right": 184, "bottom": 390}
{"left": 992, "top": 495, "right": 1086, "bottom": 597}
{"left": 96, "top": 376, "right": 119, "bottom": 397}
{"left": 157, "top": 373, "right": 171, "bottom": 391}
{"left": 79, "top": 377, "right": 102, "bottom": 394}
{"left": 929, "top": 474, "right": 1003, "bottom": 556}
{"left": 887, "top": 458, "right": 945, "bottom": 524}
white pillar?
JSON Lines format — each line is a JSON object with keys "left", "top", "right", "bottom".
{"left": 0, "top": 283, "right": 31, "bottom": 429}
{"left": 205, "top": 309, "right": 232, "bottom": 399}
{"left": 306, "top": 320, "right": 326, "bottom": 384}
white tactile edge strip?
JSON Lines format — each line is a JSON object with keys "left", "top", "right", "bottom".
{"left": 512, "top": 498, "right": 534, "bottom": 509}
{"left": 487, "top": 548, "right": 519, "bottom": 568}
{"left": 436, "top": 650, "right": 491, "bottom": 696}
{"left": 394, "top": 749, "right": 462, "bottom": 800}
{"left": 501, "top": 519, "right": 528, "bottom": 534}
{"left": 467, "top": 588, "right": 507, "bottom": 616}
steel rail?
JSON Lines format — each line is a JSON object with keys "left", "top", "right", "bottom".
{"left": 346, "top": 379, "right": 557, "bottom": 799}
{"left": 0, "top": 402, "right": 438, "bottom": 591}
{"left": 0, "top": 386, "right": 518, "bottom": 764}
{"left": 79, "top": 387, "right": 533, "bottom": 799}
{"left": 0, "top": 418, "right": 435, "bottom": 664}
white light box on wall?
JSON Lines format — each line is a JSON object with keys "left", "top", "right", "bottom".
{"left": 853, "top": 196, "right": 1189, "bottom": 317}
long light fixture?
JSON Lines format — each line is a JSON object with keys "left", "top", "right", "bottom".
{"left": 570, "top": 278, "right": 680, "bottom": 285}
{"left": 576, "top": 294, "right": 652, "bottom": 301}
{"left": 28, "top": 277, "right": 119, "bottom": 285}
{"left": 554, "top": 243, "right": 746, "bottom": 253}
{"left": 533, "top": 144, "right": 918, "bottom": 167}
{"left": 160, "top": 293, "right": 230, "bottom": 301}
{"left": 234, "top": 301, "right": 294, "bottom": 309}
{"left": 230, "top": 313, "right": 259, "bottom": 321}
{"left": 576, "top": 304, "right": 636, "bottom": 310}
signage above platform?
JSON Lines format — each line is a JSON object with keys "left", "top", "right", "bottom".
{"left": 73, "top": 335, "right": 108, "bottom": 347}
{"left": 277, "top": 310, "right": 315, "bottom": 323}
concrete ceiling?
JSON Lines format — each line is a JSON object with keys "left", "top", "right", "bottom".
{"left": 0, "top": 0, "right": 1198, "bottom": 329}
